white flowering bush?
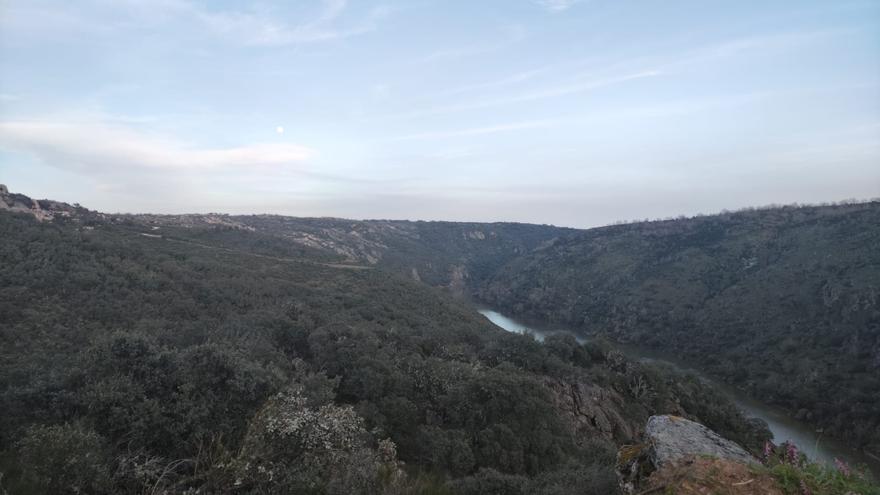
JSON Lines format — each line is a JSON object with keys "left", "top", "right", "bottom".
{"left": 233, "top": 384, "right": 402, "bottom": 494}
{"left": 261, "top": 389, "right": 365, "bottom": 453}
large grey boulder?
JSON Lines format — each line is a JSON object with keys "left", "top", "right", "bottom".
{"left": 617, "top": 415, "right": 758, "bottom": 494}
{"left": 646, "top": 415, "right": 756, "bottom": 467}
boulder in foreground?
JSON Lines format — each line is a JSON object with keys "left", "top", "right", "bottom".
{"left": 618, "top": 414, "right": 762, "bottom": 494}
{"left": 646, "top": 414, "right": 756, "bottom": 468}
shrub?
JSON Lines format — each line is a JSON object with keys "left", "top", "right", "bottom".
{"left": 16, "top": 423, "right": 112, "bottom": 494}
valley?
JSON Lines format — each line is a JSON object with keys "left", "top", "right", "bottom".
{"left": 478, "top": 307, "right": 880, "bottom": 476}
{"left": 1, "top": 186, "right": 878, "bottom": 493}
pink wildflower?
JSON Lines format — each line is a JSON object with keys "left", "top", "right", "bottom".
{"left": 763, "top": 441, "right": 773, "bottom": 462}
{"left": 786, "top": 442, "right": 799, "bottom": 465}
{"left": 834, "top": 458, "right": 851, "bottom": 477}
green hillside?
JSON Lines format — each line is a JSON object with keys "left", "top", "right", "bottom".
{"left": 0, "top": 207, "right": 763, "bottom": 494}
{"left": 479, "top": 202, "right": 880, "bottom": 453}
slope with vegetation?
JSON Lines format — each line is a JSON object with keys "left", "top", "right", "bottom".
{"left": 131, "top": 212, "right": 574, "bottom": 292}
{"left": 0, "top": 190, "right": 767, "bottom": 494}
{"left": 479, "top": 202, "right": 880, "bottom": 455}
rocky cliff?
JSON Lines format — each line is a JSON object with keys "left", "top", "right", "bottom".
{"left": 617, "top": 415, "right": 780, "bottom": 494}
{"left": 0, "top": 184, "right": 79, "bottom": 221}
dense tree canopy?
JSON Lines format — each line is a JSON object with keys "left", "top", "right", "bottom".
{"left": 0, "top": 210, "right": 766, "bottom": 494}
{"left": 479, "top": 202, "right": 880, "bottom": 452}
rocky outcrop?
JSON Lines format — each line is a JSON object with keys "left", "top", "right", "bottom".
{"left": 447, "top": 264, "right": 469, "bottom": 297}
{"left": 542, "top": 377, "right": 636, "bottom": 445}
{"left": 464, "top": 230, "right": 487, "bottom": 240}
{"left": 646, "top": 415, "right": 755, "bottom": 467}
{"left": 0, "top": 184, "right": 76, "bottom": 221}
{"left": 618, "top": 415, "right": 758, "bottom": 494}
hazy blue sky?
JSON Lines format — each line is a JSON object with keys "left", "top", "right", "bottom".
{"left": 1, "top": 0, "right": 878, "bottom": 227}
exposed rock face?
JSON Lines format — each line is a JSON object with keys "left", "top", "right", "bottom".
{"left": 447, "top": 264, "right": 469, "bottom": 297}
{"left": 646, "top": 415, "right": 755, "bottom": 467}
{"left": 0, "top": 184, "right": 74, "bottom": 221}
{"left": 618, "top": 415, "right": 758, "bottom": 494}
{"left": 541, "top": 377, "right": 635, "bottom": 445}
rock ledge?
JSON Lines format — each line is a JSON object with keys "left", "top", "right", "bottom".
{"left": 618, "top": 415, "right": 758, "bottom": 494}
{"left": 646, "top": 415, "right": 755, "bottom": 467}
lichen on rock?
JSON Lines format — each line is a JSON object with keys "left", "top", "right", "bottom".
{"left": 618, "top": 415, "right": 759, "bottom": 494}
{"left": 647, "top": 414, "right": 756, "bottom": 468}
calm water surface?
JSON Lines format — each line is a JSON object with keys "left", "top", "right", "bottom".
{"left": 478, "top": 308, "right": 880, "bottom": 476}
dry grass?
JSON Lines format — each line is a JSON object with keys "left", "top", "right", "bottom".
{"left": 643, "top": 457, "right": 784, "bottom": 495}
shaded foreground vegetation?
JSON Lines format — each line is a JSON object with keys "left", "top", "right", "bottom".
{"left": 0, "top": 210, "right": 769, "bottom": 494}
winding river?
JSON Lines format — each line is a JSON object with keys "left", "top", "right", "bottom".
{"left": 478, "top": 308, "right": 880, "bottom": 476}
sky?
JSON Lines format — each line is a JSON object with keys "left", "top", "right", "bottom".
{"left": 0, "top": 0, "right": 878, "bottom": 228}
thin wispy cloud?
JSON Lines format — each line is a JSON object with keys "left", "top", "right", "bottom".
{"left": 386, "top": 28, "right": 845, "bottom": 124}
{"left": 2, "top": 0, "right": 389, "bottom": 46}
{"left": 384, "top": 70, "right": 661, "bottom": 120}
{"left": 660, "top": 29, "right": 853, "bottom": 72}
{"left": 421, "top": 24, "right": 527, "bottom": 62}
{"left": 499, "top": 70, "right": 661, "bottom": 104}
{"left": 535, "top": 0, "right": 581, "bottom": 12}
{"left": 436, "top": 68, "right": 550, "bottom": 97}
{"left": 389, "top": 120, "right": 555, "bottom": 141}
{"left": 0, "top": 120, "right": 315, "bottom": 171}
{"left": 2, "top": 0, "right": 877, "bottom": 226}
{"left": 192, "top": 1, "right": 391, "bottom": 46}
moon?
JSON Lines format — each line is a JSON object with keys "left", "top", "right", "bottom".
{"left": 276, "top": 126, "right": 284, "bottom": 135}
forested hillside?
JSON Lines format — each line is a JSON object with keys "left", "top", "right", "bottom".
{"left": 0, "top": 202, "right": 765, "bottom": 494}
{"left": 130, "top": 213, "right": 573, "bottom": 292}
{"left": 479, "top": 202, "right": 880, "bottom": 454}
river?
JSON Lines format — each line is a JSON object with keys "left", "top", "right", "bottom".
{"left": 478, "top": 308, "right": 880, "bottom": 476}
